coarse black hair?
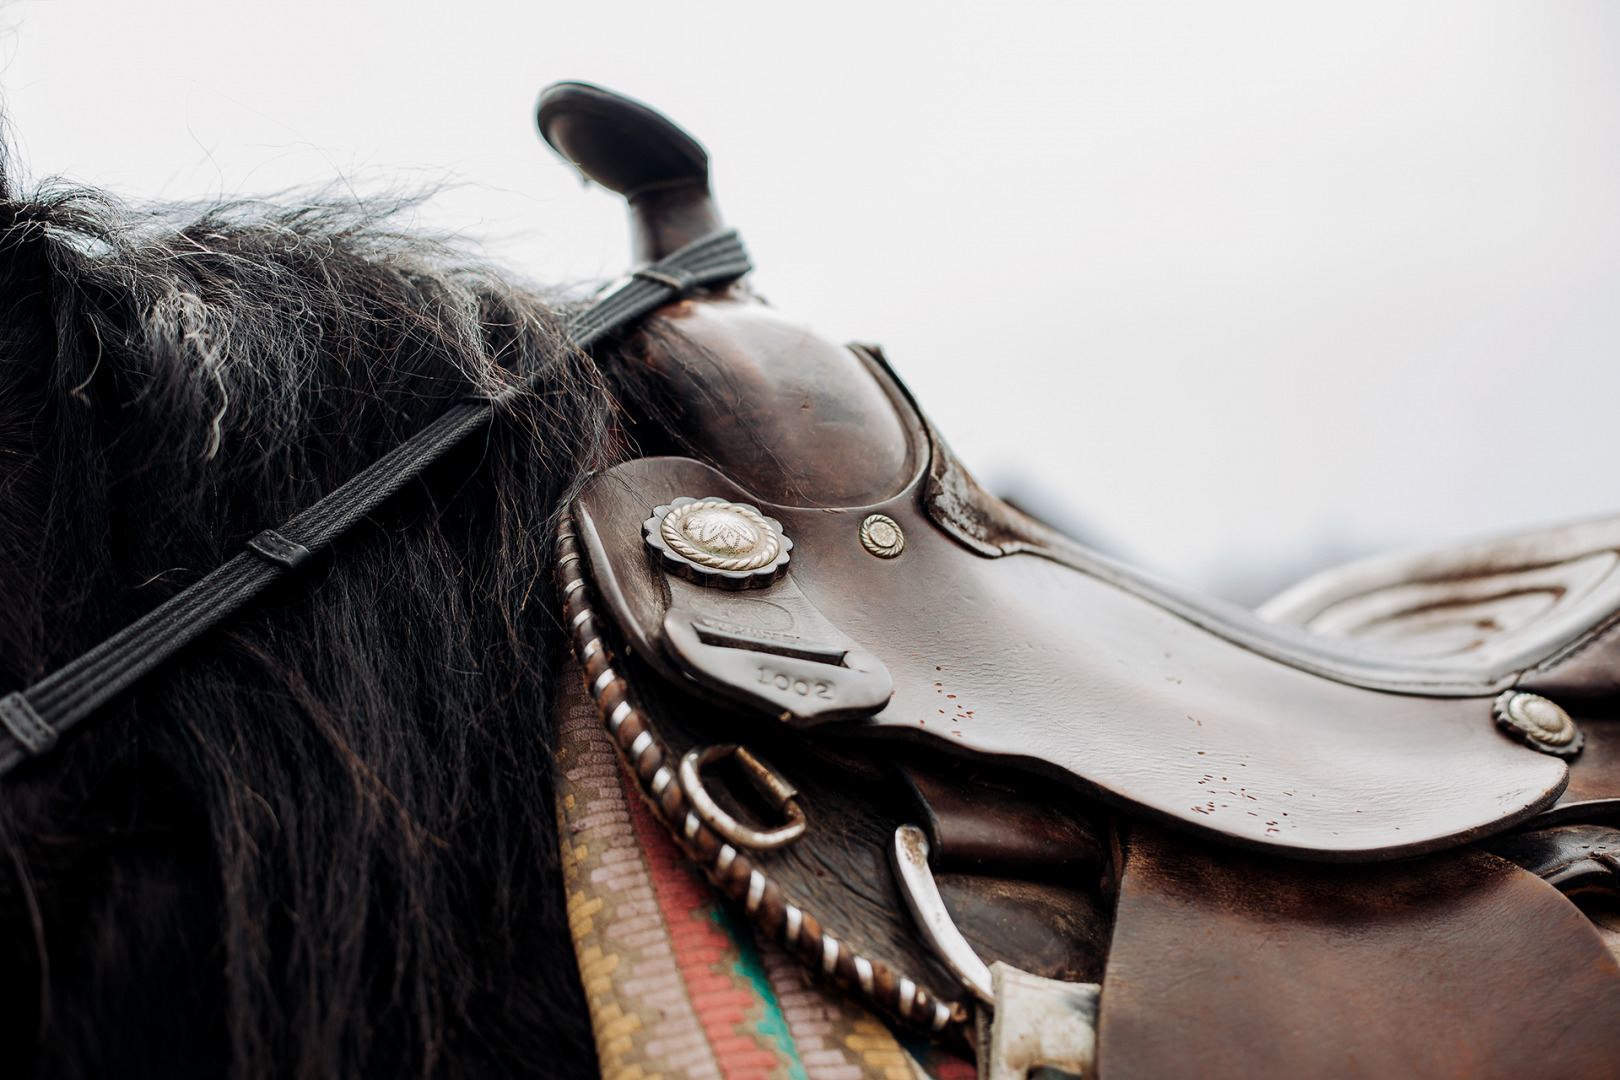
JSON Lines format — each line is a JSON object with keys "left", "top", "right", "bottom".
{"left": 0, "top": 162, "right": 615, "bottom": 1078}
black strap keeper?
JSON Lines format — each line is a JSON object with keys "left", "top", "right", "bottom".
{"left": 0, "top": 692, "right": 57, "bottom": 756}
{"left": 632, "top": 266, "right": 697, "bottom": 294}
{"left": 247, "top": 529, "right": 313, "bottom": 571}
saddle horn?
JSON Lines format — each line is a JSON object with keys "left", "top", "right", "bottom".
{"left": 536, "top": 81, "right": 726, "bottom": 265}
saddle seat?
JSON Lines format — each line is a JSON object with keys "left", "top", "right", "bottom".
{"left": 1260, "top": 513, "right": 1620, "bottom": 696}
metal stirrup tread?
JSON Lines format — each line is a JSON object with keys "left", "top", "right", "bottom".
{"left": 0, "top": 230, "right": 751, "bottom": 776}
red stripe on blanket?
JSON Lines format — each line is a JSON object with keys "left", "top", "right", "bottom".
{"left": 621, "top": 762, "right": 782, "bottom": 1080}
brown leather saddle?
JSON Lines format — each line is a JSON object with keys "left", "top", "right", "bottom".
{"left": 540, "top": 83, "right": 1620, "bottom": 1079}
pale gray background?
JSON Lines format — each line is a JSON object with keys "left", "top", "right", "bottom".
{"left": 4, "top": 1, "right": 1618, "bottom": 602}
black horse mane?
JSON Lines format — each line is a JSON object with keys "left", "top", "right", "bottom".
{"left": 0, "top": 156, "right": 621, "bottom": 1077}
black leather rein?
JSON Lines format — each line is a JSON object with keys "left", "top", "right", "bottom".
{"left": 0, "top": 229, "right": 752, "bottom": 776}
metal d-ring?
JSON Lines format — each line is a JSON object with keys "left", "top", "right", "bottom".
{"left": 679, "top": 743, "right": 807, "bottom": 850}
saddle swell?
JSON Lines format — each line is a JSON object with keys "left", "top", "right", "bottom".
{"left": 542, "top": 82, "right": 1620, "bottom": 1079}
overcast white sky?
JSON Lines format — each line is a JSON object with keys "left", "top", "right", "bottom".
{"left": 2, "top": 2, "right": 1618, "bottom": 600}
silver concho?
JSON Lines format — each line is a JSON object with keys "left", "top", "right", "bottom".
{"left": 644, "top": 497, "right": 792, "bottom": 587}
{"left": 1492, "top": 690, "right": 1582, "bottom": 758}
{"left": 859, "top": 514, "right": 905, "bottom": 559}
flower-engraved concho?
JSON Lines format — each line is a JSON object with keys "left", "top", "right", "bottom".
{"left": 1492, "top": 690, "right": 1583, "bottom": 759}
{"left": 644, "top": 497, "right": 793, "bottom": 587}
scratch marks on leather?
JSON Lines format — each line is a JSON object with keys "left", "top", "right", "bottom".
{"left": 925, "top": 665, "right": 974, "bottom": 738}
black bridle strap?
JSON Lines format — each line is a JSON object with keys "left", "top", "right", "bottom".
{"left": 0, "top": 229, "right": 752, "bottom": 776}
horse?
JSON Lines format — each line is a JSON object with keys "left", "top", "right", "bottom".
{"left": 2, "top": 81, "right": 1619, "bottom": 1080}
{"left": 0, "top": 163, "right": 618, "bottom": 1076}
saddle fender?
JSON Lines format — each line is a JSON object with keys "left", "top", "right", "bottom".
{"left": 1097, "top": 825, "right": 1620, "bottom": 1079}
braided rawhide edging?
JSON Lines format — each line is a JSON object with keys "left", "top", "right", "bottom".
{"left": 555, "top": 514, "right": 970, "bottom": 1041}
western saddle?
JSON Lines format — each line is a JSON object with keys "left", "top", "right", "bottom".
{"left": 539, "top": 82, "right": 1620, "bottom": 1080}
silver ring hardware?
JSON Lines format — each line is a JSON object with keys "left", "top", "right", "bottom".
{"left": 679, "top": 743, "right": 808, "bottom": 850}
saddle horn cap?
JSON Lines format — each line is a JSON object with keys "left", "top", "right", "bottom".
{"left": 537, "top": 81, "right": 726, "bottom": 264}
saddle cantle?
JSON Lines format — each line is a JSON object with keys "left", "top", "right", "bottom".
{"left": 541, "top": 83, "right": 1620, "bottom": 1079}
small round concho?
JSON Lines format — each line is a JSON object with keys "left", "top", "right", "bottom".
{"left": 858, "top": 514, "right": 905, "bottom": 559}
{"left": 1492, "top": 690, "right": 1583, "bottom": 758}
{"left": 644, "top": 497, "right": 793, "bottom": 587}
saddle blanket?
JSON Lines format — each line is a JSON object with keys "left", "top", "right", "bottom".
{"left": 552, "top": 661, "right": 973, "bottom": 1080}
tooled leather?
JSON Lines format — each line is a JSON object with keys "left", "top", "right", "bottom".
{"left": 578, "top": 304, "right": 1595, "bottom": 854}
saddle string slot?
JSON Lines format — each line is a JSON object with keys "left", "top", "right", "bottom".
{"left": 679, "top": 743, "right": 807, "bottom": 850}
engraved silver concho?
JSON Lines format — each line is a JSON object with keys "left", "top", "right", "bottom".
{"left": 859, "top": 514, "right": 905, "bottom": 559}
{"left": 1493, "top": 690, "right": 1583, "bottom": 758}
{"left": 644, "top": 497, "right": 792, "bottom": 587}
